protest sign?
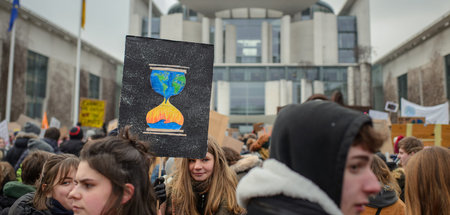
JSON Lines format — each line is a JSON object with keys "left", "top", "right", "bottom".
{"left": 49, "top": 117, "right": 61, "bottom": 129}
{"left": 208, "top": 111, "right": 229, "bottom": 146}
{"left": 401, "top": 98, "right": 449, "bottom": 124}
{"left": 0, "top": 120, "right": 10, "bottom": 146}
{"left": 391, "top": 124, "right": 450, "bottom": 148}
{"left": 119, "top": 36, "right": 214, "bottom": 158}
{"left": 79, "top": 98, "right": 106, "bottom": 128}
{"left": 222, "top": 136, "right": 244, "bottom": 154}
{"left": 107, "top": 118, "right": 118, "bottom": 133}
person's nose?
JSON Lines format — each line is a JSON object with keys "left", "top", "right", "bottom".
{"left": 364, "top": 169, "right": 381, "bottom": 195}
{"left": 193, "top": 160, "right": 202, "bottom": 170}
{"left": 68, "top": 185, "right": 80, "bottom": 200}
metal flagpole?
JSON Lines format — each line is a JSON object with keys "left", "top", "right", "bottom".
{"left": 148, "top": 0, "right": 152, "bottom": 37}
{"left": 73, "top": 0, "right": 83, "bottom": 126}
{"left": 5, "top": 21, "right": 16, "bottom": 123}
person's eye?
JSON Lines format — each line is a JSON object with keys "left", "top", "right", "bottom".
{"left": 83, "top": 183, "right": 93, "bottom": 189}
{"left": 348, "top": 163, "right": 363, "bottom": 173}
{"left": 188, "top": 159, "right": 195, "bottom": 163}
{"left": 61, "top": 180, "right": 71, "bottom": 185}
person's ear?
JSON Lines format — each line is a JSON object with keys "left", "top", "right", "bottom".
{"left": 121, "top": 183, "right": 135, "bottom": 204}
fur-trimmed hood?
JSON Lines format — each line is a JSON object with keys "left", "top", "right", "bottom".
{"left": 230, "top": 154, "right": 261, "bottom": 174}
{"left": 237, "top": 159, "right": 343, "bottom": 215}
{"left": 15, "top": 132, "right": 38, "bottom": 141}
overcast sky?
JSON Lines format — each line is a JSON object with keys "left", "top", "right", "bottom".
{"left": 19, "top": 0, "right": 450, "bottom": 62}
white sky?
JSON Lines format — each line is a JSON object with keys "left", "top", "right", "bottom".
{"left": 20, "top": 0, "right": 450, "bottom": 62}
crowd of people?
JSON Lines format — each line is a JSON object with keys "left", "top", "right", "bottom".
{"left": 0, "top": 100, "right": 449, "bottom": 215}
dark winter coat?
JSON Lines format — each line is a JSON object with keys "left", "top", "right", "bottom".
{"left": 3, "top": 133, "right": 37, "bottom": 167}
{"left": 237, "top": 100, "right": 373, "bottom": 215}
{"left": 59, "top": 140, "right": 84, "bottom": 157}
{"left": 3, "top": 192, "right": 51, "bottom": 215}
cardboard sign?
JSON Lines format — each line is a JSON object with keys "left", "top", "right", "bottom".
{"left": 222, "top": 136, "right": 244, "bottom": 154}
{"left": 0, "top": 120, "right": 10, "bottom": 146}
{"left": 119, "top": 36, "right": 214, "bottom": 158}
{"left": 372, "top": 119, "right": 393, "bottom": 154}
{"left": 79, "top": 98, "right": 106, "bottom": 128}
{"left": 107, "top": 118, "right": 118, "bottom": 133}
{"left": 16, "top": 114, "right": 39, "bottom": 128}
{"left": 49, "top": 117, "right": 61, "bottom": 129}
{"left": 208, "top": 111, "right": 229, "bottom": 146}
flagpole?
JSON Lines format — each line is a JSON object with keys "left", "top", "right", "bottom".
{"left": 148, "top": 0, "right": 152, "bottom": 37}
{"left": 5, "top": 21, "right": 16, "bottom": 123}
{"left": 73, "top": 0, "right": 83, "bottom": 126}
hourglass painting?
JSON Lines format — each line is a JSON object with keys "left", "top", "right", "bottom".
{"left": 144, "top": 64, "right": 188, "bottom": 136}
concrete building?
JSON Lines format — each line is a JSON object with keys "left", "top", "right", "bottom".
{"left": 372, "top": 11, "right": 450, "bottom": 121}
{"left": 0, "top": 0, "right": 123, "bottom": 127}
{"left": 131, "top": 0, "right": 372, "bottom": 132}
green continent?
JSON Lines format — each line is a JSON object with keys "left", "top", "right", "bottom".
{"left": 172, "top": 75, "right": 186, "bottom": 94}
{"left": 155, "top": 72, "right": 169, "bottom": 94}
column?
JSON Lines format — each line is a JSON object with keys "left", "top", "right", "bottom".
{"left": 217, "top": 81, "right": 230, "bottom": 115}
{"left": 225, "top": 24, "right": 236, "bottom": 63}
{"left": 313, "top": 80, "right": 324, "bottom": 94}
{"left": 214, "top": 18, "right": 223, "bottom": 63}
{"left": 280, "top": 15, "right": 291, "bottom": 63}
{"left": 360, "top": 63, "right": 371, "bottom": 106}
{"left": 347, "top": 66, "right": 355, "bottom": 106}
{"left": 202, "top": 17, "right": 210, "bottom": 44}
{"left": 300, "top": 79, "right": 312, "bottom": 103}
{"left": 261, "top": 22, "right": 271, "bottom": 63}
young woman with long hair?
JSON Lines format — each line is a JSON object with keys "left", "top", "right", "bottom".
{"left": 361, "top": 155, "right": 405, "bottom": 215}
{"left": 161, "top": 136, "right": 245, "bottom": 215}
{"left": 6, "top": 153, "right": 79, "bottom": 215}
{"left": 68, "top": 127, "right": 157, "bottom": 215}
{"left": 405, "top": 146, "right": 450, "bottom": 215}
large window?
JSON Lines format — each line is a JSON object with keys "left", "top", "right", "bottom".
{"left": 26, "top": 51, "right": 48, "bottom": 118}
{"left": 230, "top": 82, "right": 265, "bottom": 115}
{"left": 337, "top": 16, "right": 357, "bottom": 63}
{"left": 141, "top": 17, "right": 160, "bottom": 38}
{"left": 88, "top": 73, "right": 100, "bottom": 99}
{"left": 398, "top": 74, "right": 408, "bottom": 101}
{"left": 446, "top": 54, "right": 450, "bottom": 100}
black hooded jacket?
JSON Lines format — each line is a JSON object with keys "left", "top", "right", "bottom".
{"left": 237, "top": 101, "right": 372, "bottom": 215}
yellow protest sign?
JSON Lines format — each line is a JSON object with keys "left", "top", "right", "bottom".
{"left": 79, "top": 98, "right": 106, "bottom": 128}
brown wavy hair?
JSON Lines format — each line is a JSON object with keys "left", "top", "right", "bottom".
{"left": 169, "top": 136, "right": 245, "bottom": 215}
{"left": 405, "top": 146, "right": 450, "bottom": 215}
{"left": 80, "top": 126, "right": 157, "bottom": 215}
{"left": 371, "top": 155, "right": 400, "bottom": 195}
{"left": 33, "top": 153, "right": 79, "bottom": 210}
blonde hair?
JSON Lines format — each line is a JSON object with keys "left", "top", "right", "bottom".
{"left": 169, "top": 136, "right": 244, "bottom": 215}
{"left": 405, "top": 146, "right": 450, "bottom": 215}
{"left": 371, "top": 155, "right": 400, "bottom": 195}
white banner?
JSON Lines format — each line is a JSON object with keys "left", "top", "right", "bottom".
{"left": 0, "top": 120, "right": 10, "bottom": 146}
{"left": 401, "top": 98, "right": 449, "bottom": 124}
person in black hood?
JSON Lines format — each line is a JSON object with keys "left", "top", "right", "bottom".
{"left": 237, "top": 100, "right": 384, "bottom": 215}
{"left": 3, "top": 122, "right": 40, "bottom": 167}
{"left": 59, "top": 126, "right": 84, "bottom": 157}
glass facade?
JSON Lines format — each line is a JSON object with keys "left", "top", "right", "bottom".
{"left": 88, "top": 73, "right": 100, "bottom": 99}
{"left": 397, "top": 74, "right": 408, "bottom": 101}
{"left": 372, "top": 65, "right": 384, "bottom": 110}
{"left": 26, "top": 51, "right": 48, "bottom": 119}
{"left": 230, "top": 82, "right": 265, "bottom": 115}
{"left": 222, "top": 19, "right": 281, "bottom": 63}
{"left": 141, "top": 17, "right": 160, "bottom": 38}
{"left": 214, "top": 66, "right": 348, "bottom": 114}
{"left": 337, "top": 16, "right": 357, "bottom": 63}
